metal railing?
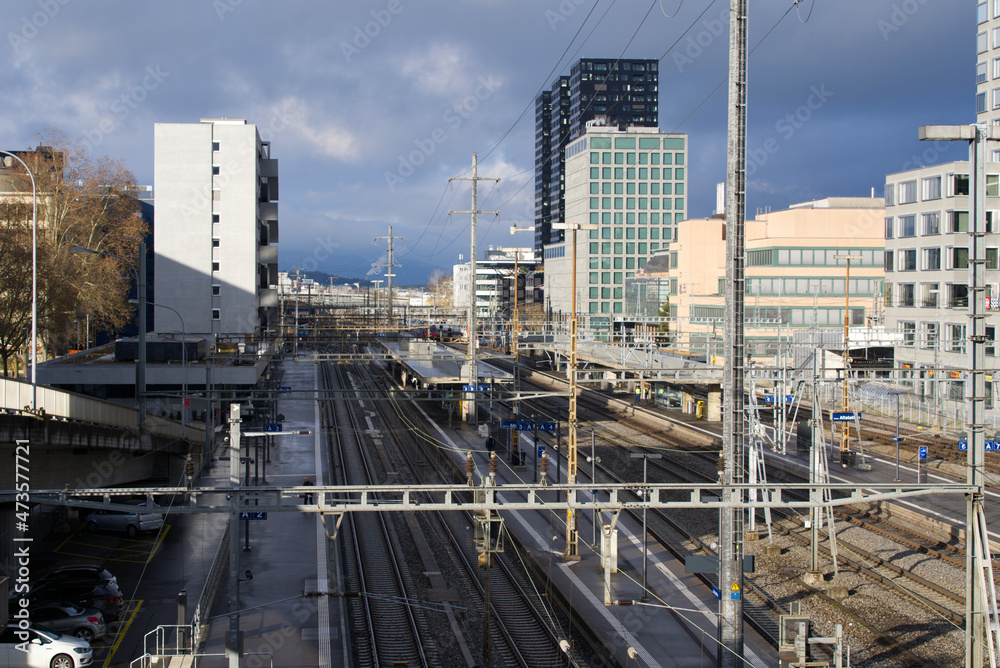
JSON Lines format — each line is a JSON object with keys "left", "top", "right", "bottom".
{"left": 0, "top": 376, "right": 204, "bottom": 442}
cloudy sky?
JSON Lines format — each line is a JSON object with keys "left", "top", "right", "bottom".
{"left": 4, "top": 0, "right": 971, "bottom": 284}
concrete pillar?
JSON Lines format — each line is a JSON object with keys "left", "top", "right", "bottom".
{"left": 707, "top": 388, "right": 722, "bottom": 421}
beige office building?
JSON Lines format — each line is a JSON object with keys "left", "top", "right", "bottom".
{"left": 664, "top": 198, "right": 885, "bottom": 362}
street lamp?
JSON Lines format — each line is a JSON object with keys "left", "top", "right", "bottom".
{"left": 509, "top": 226, "right": 532, "bottom": 421}
{"left": 551, "top": 218, "right": 598, "bottom": 561}
{"left": 833, "top": 253, "right": 862, "bottom": 465}
{"left": 630, "top": 452, "right": 662, "bottom": 602}
{"left": 136, "top": 299, "right": 187, "bottom": 437}
{"left": 0, "top": 152, "right": 37, "bottom": 409}
{"left": 72, "top": 243, "right": 147, "bottom": 430}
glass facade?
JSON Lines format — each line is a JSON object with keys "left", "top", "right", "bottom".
{"left": 566, "top": 131, "right": 687, "bottom": 316}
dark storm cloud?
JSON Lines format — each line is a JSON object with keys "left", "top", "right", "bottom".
{"left": 1, "top": 0, "right": 971, "bottom": 282}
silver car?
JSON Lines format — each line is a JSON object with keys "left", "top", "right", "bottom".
{"left": 84, "top": 504, "right": 163, "bottom": 538}
{"left": 0, "top": 624, "right": 92, "bottom": 668}
{"left": 29, "top": 603, "right": 106, "bottom": 644}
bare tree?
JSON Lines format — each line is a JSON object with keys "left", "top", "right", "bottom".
{"left": 0, "top": 129, "right": 146, "bottom": 373}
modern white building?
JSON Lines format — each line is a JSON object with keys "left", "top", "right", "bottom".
{"left": 544, "top": 125, "right": 687, "bottom": 333}
{"left": 977, "top": 0, "right": 1000, "bottom": 161}
{"left": 153, "top": 118, "right": 279, "bottom": 341}
{"left": 883, "top": 162, "right": 1000, "bottom": 409}
{"left": 452, "top": 247, "right": 539, "bottom": 320}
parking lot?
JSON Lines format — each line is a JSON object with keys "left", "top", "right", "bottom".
{"left": 52, "top": 524, "right": 169, "bottom": 565}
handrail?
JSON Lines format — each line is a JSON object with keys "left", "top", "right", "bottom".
{"left": 0, "top": 376, "right": 204, "bottom": 442}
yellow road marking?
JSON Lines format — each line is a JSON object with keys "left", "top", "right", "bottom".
{"left": 102, "top": 599, "right": 142, "bottom": 668}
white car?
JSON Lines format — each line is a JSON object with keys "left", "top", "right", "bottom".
{"left": 84, "top": 503, "right": 163, "bottom": 538}
{"left": 0, "top": 625, "right": 92, "bottom": 668}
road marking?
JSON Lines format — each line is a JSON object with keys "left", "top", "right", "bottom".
{"left": 102, "top": 599, "right": 142, "bottom": 668}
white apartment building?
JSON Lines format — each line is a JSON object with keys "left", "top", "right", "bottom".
{"left": 884, "top": 162, "right": 1000, "bottom": 408}
{"left": 544, "top": 126, "right": 687, "bottom": 331}
{"left": 153, "top": 118, "right": 278, "bottom": 340}
{"left": 452, "top": 247, "right": 539, "bottom": 320}
{"left": 978, "top": 0, "right": 1000, "bottom": 159}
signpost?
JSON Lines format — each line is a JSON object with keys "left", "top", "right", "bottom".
{"left": 239, "top": 511, "right": 268, "bottom": 520}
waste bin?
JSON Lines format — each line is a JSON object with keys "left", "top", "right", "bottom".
{"left": 696, "top": 401, "right": 705, "bottom": 419}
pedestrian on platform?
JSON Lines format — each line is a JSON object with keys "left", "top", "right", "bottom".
{"left": 634, "top": 385, "right": 641, "bottom": 404}
{"left": 303, "top": 477, "right": 314, "bottom": 504}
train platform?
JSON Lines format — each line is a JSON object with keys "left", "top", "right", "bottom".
{"left": 198, "top": 354, "right": 343, "bottom": 668}
{"left": 414, "top": 408, "right": 776, "bottom": 667}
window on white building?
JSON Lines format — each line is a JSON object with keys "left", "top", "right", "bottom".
{"left": 992, "top": 88, "right": 1000, "bottom": 110}
{"left": 884, "top": 183, "right": 894, "bottom": 206}
{"left": 980, "top": 2, "right": 988, "bottom": 23}
{"left": 899, "top": 249, "right": 916, "bottom": 271}
{"left": 922, "top": 211, "right": 940, "bottom": 234}
{"left": 899, "top": 215, "right": 916, "bottom": 237}
{"left": 923, "top": 247, "right": 941, "bottom": 271}
{"left": 901, "top": 321, "right": 916, "bottom": 346}
{"left": 898, "top": 180, "right": 917, "bottom": 204}
{"left": 979, "top": 92, "right": 988, "bottom": 114}
{"left": 885, "top": 216, "right": 894, "bottom": 239}
{"left": 981, "top": 61, "right": 990, "bottom": 84}
{"left": 922, "top": 177, "right": 941, "bottom": 201}
{"left": 979, "top": 31, "right": 989, "bottom": 54}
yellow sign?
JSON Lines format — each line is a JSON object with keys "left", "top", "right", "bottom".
{"left": 730, "top": 582, "right": 740, "bottom": 592}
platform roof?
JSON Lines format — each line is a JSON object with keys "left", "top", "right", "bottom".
{"left": 380, "top": 340, "right": 513, "bottom": 384}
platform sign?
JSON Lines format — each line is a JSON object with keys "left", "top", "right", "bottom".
{"left": 277, "top": 386, "right": 291, "bottom": 391}
{"left": 919, "top": 447, "right": 928, "bottom": 459}
{"left": 831, "top": 412, "right": 861, "bottom": 422}
{"left": 538, "top": 445, "right": 545, "bottom": 458}
{"left": 763, "top": 394, "right": 795, "bottom": 405}
{"left": 959, "top": 440, "right": 1000, "bottom": 451}
{"left": 536, "top": 422, "right": 557, "bottom": 432}
{"left": 264, "top": 423, "right": 283, "bottom": 432}
{"left": 462, "top": 385, "right": 490, "bottom": 392}
{"left": 239, "top": 511, "right": 268, "bottom": 520}
{"left": 500, "top": 420, "right": 534, "bottom": 431}
{"left": 711, "top": 584, "right": 721, "bottom": 600}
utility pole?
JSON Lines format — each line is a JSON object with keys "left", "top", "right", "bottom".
{"left": 719, "top": 0, "right": 747, "bottom": 665}
{"left": 292, "top": 268, "right": 303, "bottom": 357}
{"left": 375, "top": 226, "right": 402, "bottom": 330}
{"left": 449, "top": 153, "right": 499, "bottom": 424}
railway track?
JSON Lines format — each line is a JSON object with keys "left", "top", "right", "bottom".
{"left": 322, "top": 360, "right": 433, "bottom": 666}
{"left": 485, "top": 359, "right": 976, "bottom": 642}
{"left": 322, "top": 351, "right": 587, "bottom": 666}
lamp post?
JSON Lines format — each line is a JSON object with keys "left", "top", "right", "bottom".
{"left": 140, "top": 300, "right": 187, "bottom": 437}
{"left": 0, "top": 151, "right": 37, "bottom": 409}
{"left": 509, "top": 226, "right": 532, "bottom": 421}
{"left": 552, "top": 218, "right": 598, "bottom": 561}
{"left": 833, "top": 253, "right": 862, "bottom": 465}
{"left": 630, "top": 452, "right": 661, "bottom": 602}
{"left": 73, "top": 243, "right": 147, "bottom": 430}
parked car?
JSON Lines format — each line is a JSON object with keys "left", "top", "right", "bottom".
{"left": 84, "top": 503, "right": 163, "bottom": 538}
{"left": 33, "top": 565, "right": 117, "bottom": 592}
{"left": 19, "top": 580, "right": 124, "bottom": 624}
{"left": 0, "top": 624, "right": 92, "bottom": 668}
{"left": 29, "top": 602, "right": 106, "bottom": 643}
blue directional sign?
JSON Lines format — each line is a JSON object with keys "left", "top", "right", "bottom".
{"left": 277, "top": 386, "right": 291, "bottom": 392}
{"left": 265, "top": 423, "right": 283, "bottom": 432}
{"left": 536, "top": 421, "right": 557, "bottom": 432}
{"left": 959, "top": 440, "right": 1000, "bottom": 451}
{"left": 711, "top": 584, "right": 721, "bottom": 600}
{"left": 462, "top": 384, "right": 490, "bottom": 392}
{"left": 500, "top": 420, "right": 534, "bottom": 430}
{"left": 831, "top": 412, "right": 862, "bottom": 422}
{"left": 239, "top": 511, "right": 268, "bottom": 520}
{"left": 764, "top": 394, "right": 795, "bottom": 404}
{"left": 918, "top": 447, "right": 927, "bottom": 459}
